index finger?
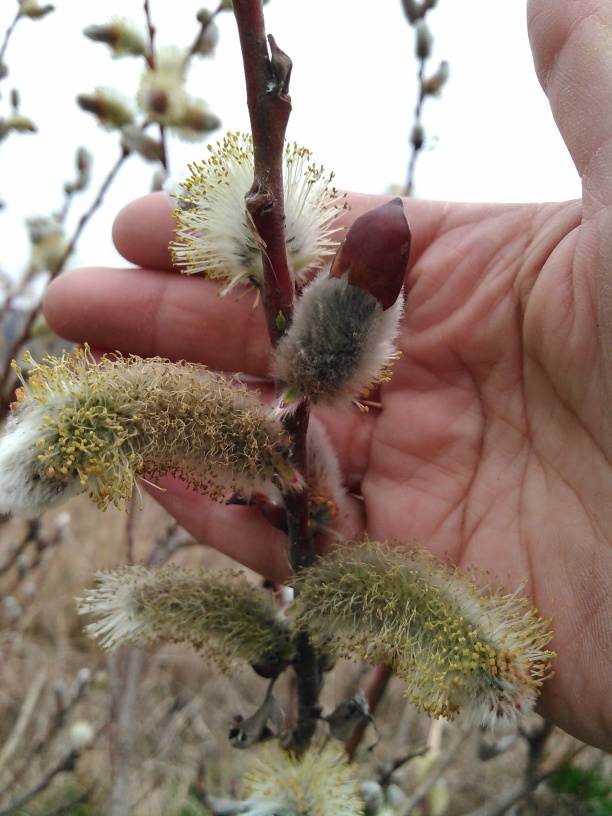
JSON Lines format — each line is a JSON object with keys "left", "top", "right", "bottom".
{"left": 111, "top": 190, "right": 448, "bottom": 272}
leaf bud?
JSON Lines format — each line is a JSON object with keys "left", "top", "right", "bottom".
{"left": 3, "top": 596, "right": 21, "bottom": 622}
{"left": 83, "top": 17, "right": 146, "bottom": 58}
{"left": 19, "top": 0, "right": 55, "bottom": 20}
{"left": 169, "top": 98, "right": 221, "bottom": 142}
{"left": 0, "top": 63, "right": 8, "bottom": 80}
{"left": 323, "top": 690, "right": 372, "bottom": 741}
{"left": 53, "top": 680, "right": 70, "bottom": 714}
{"left": 9, "top": 88, "right": 19, "bottom": 111}
{"left": 329, "top": 197, "right": 410, "bottom": 310}
{"left": 401, "top": 0, "right": 422, "bottom": 23}
{"left": 24, "top": 214, "right": 68, "bottom": 274}
{"left": 16, "top": 552, "right": 28, "bottom": 578}
{"left": 196, "top": 8, "right": 213, "bottom": 24}
{"left": 415, "top": 19, "right": 434, "bottom": 60}
{"left": 150, "top": 166, "right": 167, "bottom": 193}
{"left": 359, "top": 782, "right": 384, "bottom": 816}
{"left": 72, "top": 667, "right": 92, "bottom": 698}
{"left": 64, "top": 146, "right": 92, "bottom": 194}
{"left": 21, "top": 581, "right": 36, "bottom": 600}
{"left": 423, "top": 59, "right": 450, "bottom": 96}
{"left": 120, "top": 124, "right": 164, "bottom": 162}
{"left": 4, "top": 113, "right": 37, "bottom": 134}
{"left": 92, "top": 670, "right": 109, "bottom": 691}
{"left": 193, "top": 16, "right": 219, "bottom": 58}
{"left": 69, "top": 719, "right": 94, "bottom": 750}
{"left": 410, "top": 121, "right": 425, "bottom": 150}
{"left": 77, "top": 87, "right": 135, "bottom": 131}
{"left": 53, "top": 510, "right": 71, "bottom": 543}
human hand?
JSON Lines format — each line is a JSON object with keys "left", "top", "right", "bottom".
{"left": 43, "top": 0, "right": 612, "bottom": 751}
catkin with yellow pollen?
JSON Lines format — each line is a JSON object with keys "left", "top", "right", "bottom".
{"left": 241, "top": 742, "right": 364, "bottom": 816}
{"left": 0, "top": 347, "right": 301, "bottom": 518}
{"left": 293, "top": 541, "right": 555, "bottom": 730}
{"left": 77, "top": 565, "right": 295, "bottom": 673}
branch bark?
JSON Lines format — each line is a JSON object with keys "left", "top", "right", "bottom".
{"left": 232, "top": 0, "right": 318, "bottom": 755}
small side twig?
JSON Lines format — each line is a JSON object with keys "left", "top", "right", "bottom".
{"left": 0, "top": 725, "right": 105, "bottom": 816}
{"left": 0, "top": 148, "right": 130, "bottom": 412}
{"left": 460, "top": 721, "right": 585, "bottom": 816}
{"left": 403, "top": 54, "right": 427, "bottom": 197}
{"left": 188, "top": 2, "right": 223, "bottom": 58}
{"left": 142, "top": 0, "right": 169, "bottom": 170}
{"left": 378, "top": 746, "right": 429, "bottom": 787}
{"left": 346, "top": 662, "right": 393, "bottom": 761}
{"left": 0, "top": 9, "right": 20, "bottom": 66}
{"left": 0, "top": 667, "right": 46, "bottom": 769}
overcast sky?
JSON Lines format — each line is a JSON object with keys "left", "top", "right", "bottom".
{"left": 0, "top": 0, "right": 582, "bottom": 280}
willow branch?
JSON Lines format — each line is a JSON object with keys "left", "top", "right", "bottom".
{"left": 0, "top": 10, "right": 20, "bottom": 66}
{"left": 232, "top": 0, "right": 319, "bottom": 755}
{"left": 232, "top": 0, "right": 293, "bottom": 345}
{"left": 189, "top": 2, "right": 223, "bottom": 57}
{"left": 403, "top": 56, "right": 426, "bottom": 197}
{"left": 0, "top": 726, "right": 105, "bottom": 816}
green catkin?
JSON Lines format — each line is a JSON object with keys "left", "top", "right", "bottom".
{"left": 0, "top": 347, "right": 300, "bottom": 516}
{"left": 293, "top": 541, "right": 555, "bottom": 730}
{"left": 78, "top": 565, "right": 295, "bottom": 673}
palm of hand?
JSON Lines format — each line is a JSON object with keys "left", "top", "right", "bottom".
{"left": 42, "top": 0, "right": 612, "bottom": 752}
{"left": 358, "top": 198, "right": 612, "bottom": 749}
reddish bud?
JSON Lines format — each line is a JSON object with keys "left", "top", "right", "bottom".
{"left": 329, "top": 197, "right": 411, "bottom": 310}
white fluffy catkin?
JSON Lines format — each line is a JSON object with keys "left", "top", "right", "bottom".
{"left": 272, "top": 269, "right": 403, "bottom": 415}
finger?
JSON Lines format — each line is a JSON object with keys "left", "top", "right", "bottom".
{"left": 112, "top": 190, "right": 453, "bottom": 272}
{"left": 44, "top": 266, "right": 272, "bottom": 375}
{"left": 528, "top": 0, "right": 612, "bottom": 213}
{"left": 144, "top": 474, "right": 366, "bottom": 582}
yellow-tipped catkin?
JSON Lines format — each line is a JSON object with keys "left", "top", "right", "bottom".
{"left": 170, "top": 132, "right": 346, "bottom": 294}
{"left": 77, "top": 565, "right": 295, "bottom": 672}
{"left": 242, "top": 742, "right": 364, "bottom": 816}
{"left": 0, "top": 348, "right": 301, "bottom": 517}
{"left": 293, "top": 541, "right": 554, "bottom": 730}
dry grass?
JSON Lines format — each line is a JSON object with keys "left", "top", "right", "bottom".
{"left": 0, "top": 494, "right": 608, "bottom": 816}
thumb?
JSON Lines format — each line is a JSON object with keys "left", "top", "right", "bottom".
{"left": 528, "top": 0, "right": 612, "bottom": 217}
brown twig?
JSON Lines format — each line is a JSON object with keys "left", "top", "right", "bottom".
{"left": 0, "top": 519, "right": 38, "bottom": 578}
{"left": 124, "top": 500, "right": 137, "bottom": 566}
{"left": 459, "top": 721, "right": 587, "bottom": 816}
{"left": 0, "top": 9, "right": 20, "bottom": 67}
{"left": 232, "top": 0, "right": 294, "bottom": 347}
{"left": 378, "top": 746, "right": 429, "bottom": 787}
{"left": 143, "top": 0, "right": 156, "bottom": 70}
{"left": 0, "top": 725, "right": 105, "bottom": 816}
{"left": 142, "top": 1, "right": 169, "bottom": 171}
{"left": 0, "top": 668, "right": 91, "bottom": 799}
{"left": 346, "top": 662, "right": 393, "bottom": 761}
{"left": 232, "top": 0, "right": 318, "bottom": 755}
{"left": 0, "top": 148, "right": 130, "bottom": 413}
{"left": 0, "top": 667, "right": 46, "bottom": 769}
{"left": 403, "top": 56, "right": 427, "bottom": 197}
{"left": 188, "top": 2, "right": 224, "bottom": 58}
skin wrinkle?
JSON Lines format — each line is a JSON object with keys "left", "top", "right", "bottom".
{"left": 525, "top": 334, "right": 612, "bottom": 478}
